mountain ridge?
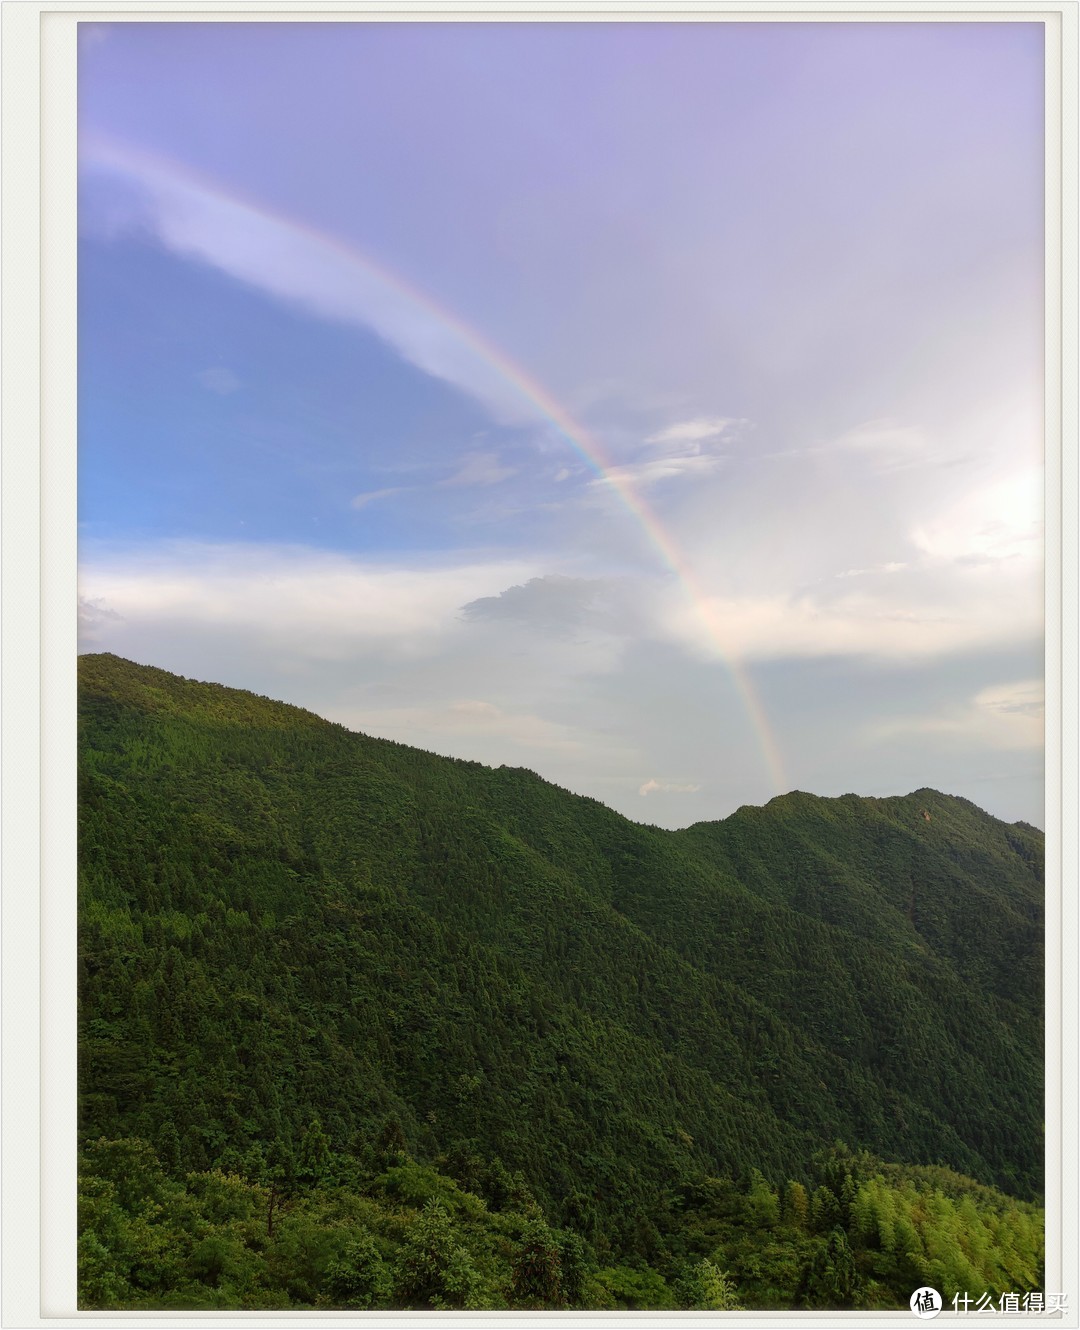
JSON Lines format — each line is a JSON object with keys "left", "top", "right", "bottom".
{"left": 78, "top": 652, "right": 1044, "bottom": 1224}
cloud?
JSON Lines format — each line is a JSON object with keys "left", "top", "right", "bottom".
{"left": 867, "top": 679, "right": 1043, "bottom": 751}
{"left": 79, "top": 136, "right": 540, "bottom": 427}
{"left": 911, "top": 466, "right": 1043, "bottom": 563}
{"left": 830, "top": 418, "right": 926, "bottom": 454}
{"left": 338, "top": 699, "right": 585, "bottom": 754}
{"left": 461, "top": 575, "right": 623, "bottom": 636}
{"left": 767, "top": 418, "right": 929, "bottom": 469}
{"left": 835, "top": 562, "right": 909, "bottom": 579}
{"left": 639, "top": 778, "right": 701, "bottom": 796}
{"left": 75, "top": 538, "right": 648, "bottom": 797}
{"left": 594, "top": 453, "right": 726, "bottom": 488}
{"left": 658, "top": 566, "right": 1043, "bottom": 665}
{"left": 74, "top": 536, "right": 1045, "bottom": 831}
{"left": 974, "top": 679, "right": 1044, "bottom": 719}
{"left": 635, "top": 411, "right": 1043, "bottom": 667}
{"left": 78, "top": 541, "right": 539, "bottom": 662}
{"left": 441, "top": 451, "right": 517, "bottom": 488}
{"left": 79, "top": 24, "right": 110, "bottom": 49}
{"left": 198, "top": 366, "right": 241, "bottom": 395}
{"left": 77, "top": 595, "right": 122, "bottom": 646}
{"left": 584, "top": 414, "right": 743, "bottom": 489}
{"left": 645, "top": 416, "right": 737, "bottom": 446}
{"left": 351, "top": 486, "right": 405, "bottom": 510}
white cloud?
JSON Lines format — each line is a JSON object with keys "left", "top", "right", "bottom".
{"left": 80, "top": 137, "right": 541, "bottom": 427}
{"left": 584, "top": 414, "right": 742, "bottom": 489}
{"left": 351, "top": 486, "right": 404, "bottom": 510}
{"left": 75, "top": 538, "right": 649, "bottom": 795}
{"left": 836, "top": 562, "right": 909, "bottom": 579}
{"left": 633, "top": 406, "right": 1043, "bottom": 667}
{"left": 911, "top": 466, "right": 1043, "bottom": 563}
{"left": 639, "top": 778, "right": 701, "bottom": 796}
{"left": 79, "top": 541, "right": 539, "bottom": 662}
{"left": 198, "top": 366, "right": 241, "bottom": 395}
{"left": 830, "top": 418, "right": 926, "bottom": 454}
{"left": 461, "top": 575, "right": 618, "bottom": 634}
{"left": 867, "top": 679, "right": 1043, "bottom": 751}
{"left": 657, "top": 566, "right": 1042, "bottom": 664}
{"left": 79, "top": 24, "right": 110, "bottom": 48}
{"left": 77, "top": 595, "right": 122, "bottom": 647}
{"left": 338, "top": 699, "right": 585, "bottom": 754}
{"left": 591, "top": 452, "right": 725, "bottom": 489}
{"left": 441, "top": 451, "right": 517, "bottom": 488}
{"left": 74, "top": 536, "right": 1045, "bottom": 830}
{"left": 645, "top": 416, "right": 737, "bottom": 446}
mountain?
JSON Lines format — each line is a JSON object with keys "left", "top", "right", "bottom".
{"left": 77, "top": 653, "right": 1044, "bottom": 1309}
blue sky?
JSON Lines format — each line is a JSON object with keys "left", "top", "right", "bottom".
{"left": 78, "top": 20, "right": 1045, "bottom": 827}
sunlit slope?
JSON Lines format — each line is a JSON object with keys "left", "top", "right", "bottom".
{"left": 78, "top": 653, "right": 1043, "bottom": 1232}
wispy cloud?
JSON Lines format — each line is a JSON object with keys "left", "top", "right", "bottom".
{"left": 78, "top": 540, "right": 539, "bottom": 661}
{"left": 911, "top": 467, "right": 1043, "bottom": 563}
{"left": 77, "top": 595, "right": 122, "bottom": 647}
{"left": 351, "top": 486, "right": 405, "bottom": 510}
{"left": 830, "top": 418, "right": 926, "bottom": 454}
{"left": 801, "top": 418, "right": 933, "bottom": 473}
{"left": 645, "top": 416, "right": 738, "bottom": 446}
{"left": 441, "top": 451, "right": 517, "bottom": 488}
{"left": 639, "top": 778, "right": 701, "bottom": 796}
{"left": 461, "top": 574, "right": 633, "bottom": 638}
{"left": 867, "top": 680, "right": 1043, "bottom": 751}
{"left": 80, "top": 136, "right": 542, "bottom": 427}
{"left": 593, "top": 452, "right": 726, "bottom": 488}
{"left": 586, "top": 414, "right": 742, "bottom": 488}
{"left": 198, "top": 366, "right": 241, "bottom": 395}
{"left": 349, "top": 453, "right": 518, "bottom": 514}
{"left": 835, "top": 562, "right": 909, "bottom": 579}
{"left": 659, "top": 569, "right": 1043, "bottom": 664}
{"left": 339, "top": 699, "right": 585, "bottom": 754}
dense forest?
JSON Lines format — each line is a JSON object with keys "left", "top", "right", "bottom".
{"left": 77, "top": 653, "right": 1045, "bottom": 1310}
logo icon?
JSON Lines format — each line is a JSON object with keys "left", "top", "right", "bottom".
{"left": 910, "top": 1287, "right": 942, "bottom": 1319}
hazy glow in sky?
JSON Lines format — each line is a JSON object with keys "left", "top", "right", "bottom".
{"left": 78, "top": 20, "right": 1045, "bottom": 827}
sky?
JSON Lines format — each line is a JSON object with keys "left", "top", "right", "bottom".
{"left": 77, "top": 19, "right": 1046, "bottom": 829}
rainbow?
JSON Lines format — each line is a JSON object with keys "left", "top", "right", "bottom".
{"left": 81, "top": 133, "right": 788, "bottom": 795}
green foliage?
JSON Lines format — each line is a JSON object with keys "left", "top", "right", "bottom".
{"left": 76, "top": 655, "right": 1046, "bottom": 1310}
{"left": 392, "top": 1203, "right": 484, "bottom": 1310}
{"left": 325, "top": 1231, "right": 390, "bottom": 1309}
{"left": 593, "top": 1263, "right": 676, "bottom": 1309}
{"left": 510, "top": 1218, "right": 563, "bottom": 1307}
{"left": 804, "top": 1227, "right": 861, "bottom": 1308}
{"left": 296, "top": 1118, "right": 333, "bottom": 1189}
{"left": 76, "top": 1134, "right": 1043, "bottom": 1312}
{"left": 675, "top": 1258, "right": 744, "bottom": 1309}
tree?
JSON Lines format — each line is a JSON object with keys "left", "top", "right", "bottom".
{"left": 783, "top": 1179, "right": 810, "bottom": 1230}
{"left": 676, "top": 1258, "right": 743, "bottom": 1310}
{"left": 554, "top": 1229, "right": 590, "bottom": 1306}
{"left": 392, "top": 1202, "right": 483, "bottom": 1310}
{"left": 804, "top": 1227, "right": 861, "bottom": 1308}
{"left": 297, "top": 1117, "right": 333, "bottom": 1189}
{"left": 511, "top": 1219, "right": 563, "bottom": 1307}
{"left": 264, "top": 1138, "right": 297, "bottom": 1238}
{"left": 810, "top": 1185, "right": 842, "bottom": 1233}
{"left": 746, "top": 1170, "right": 781, "bottom": 1229}
{"left": 325, "top": 1231, "right": 390, "bottom": 1309}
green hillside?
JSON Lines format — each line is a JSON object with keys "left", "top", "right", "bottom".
{"left": 77, "top": 653, "right": 1044, "bottom": 1309}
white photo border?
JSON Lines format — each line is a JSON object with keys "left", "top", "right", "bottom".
{"left": 2, "top": 3, "right": 1075, "bottom": 1325}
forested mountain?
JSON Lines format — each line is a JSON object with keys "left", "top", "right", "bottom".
{"left": 77, "top": 653, "right": 1044, "bottom": 1310}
